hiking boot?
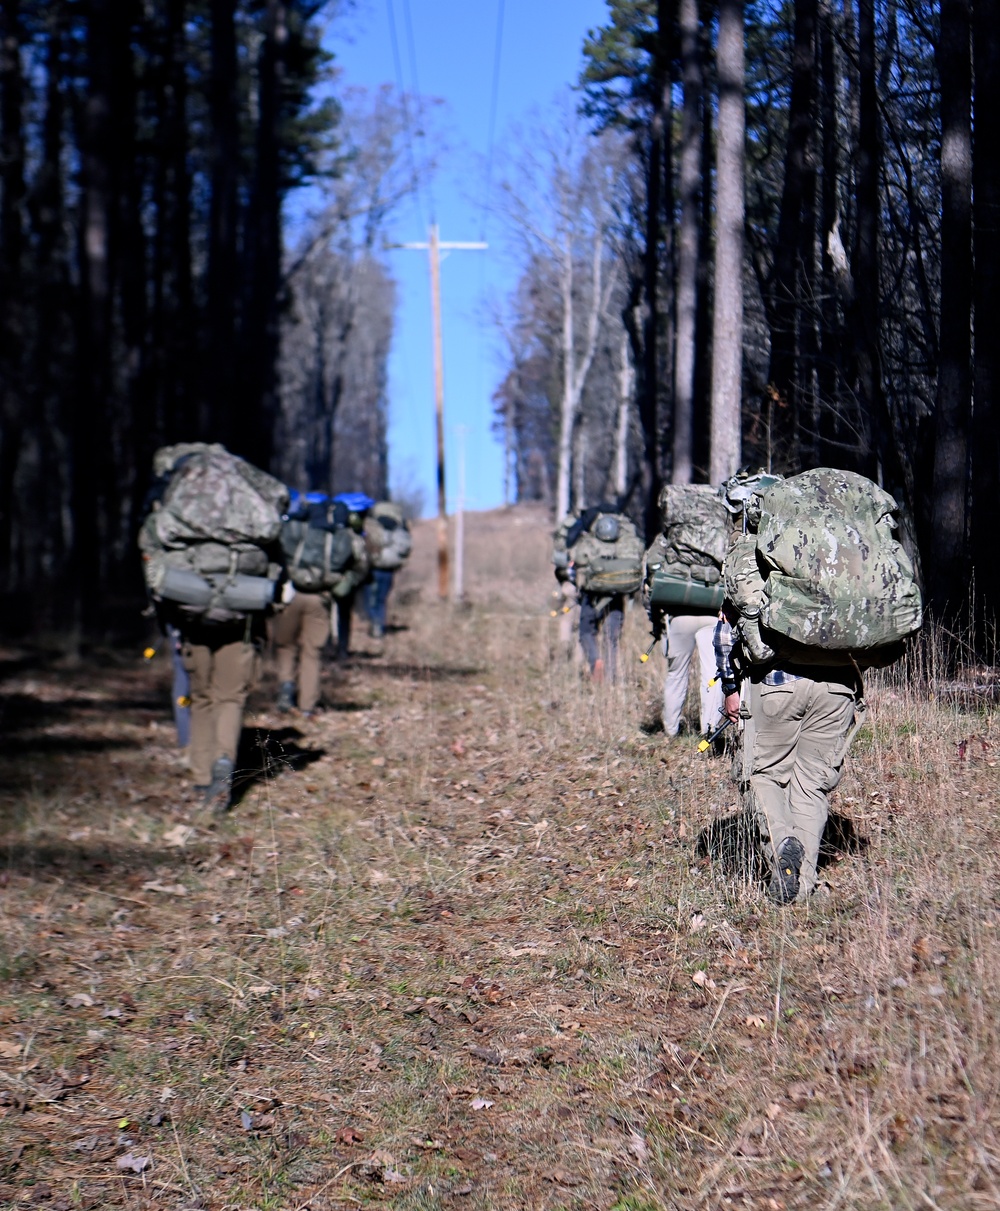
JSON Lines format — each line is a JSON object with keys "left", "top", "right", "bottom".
{"left": 204, "top": 756, "right": 234, "bottom": 815}
{"left": 768, "top": 836, "right": 804, "bottom": 905}
{"left": 276, "top": 681, "right": 296, "bottom": 714}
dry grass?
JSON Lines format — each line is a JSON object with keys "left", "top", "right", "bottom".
{"left": 1, "top": 504, "right": 998, "bottom": 1211}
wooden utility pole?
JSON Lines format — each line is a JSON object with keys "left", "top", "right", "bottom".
{"left": 390, "top": 225, "right": 487, "bottom": 599}
{"left": 454, "top": 423, "right": 468, "bottom": 601}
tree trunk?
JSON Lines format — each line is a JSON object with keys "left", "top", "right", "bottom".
{"left": 242, "top": 0, "right": 287, "bottom": 471}
{"left": 766, "top": 0, "right": 818, "bottom": 469}
{"left": 207, "top": 0, "right": 239, "bottom": 444}
{"left": 709, "top": 0, "right": 745, "bottom": 484}
{"left": 971, "top": 0, "right": 1000, "bottom": 633}
{"left": 930, "top": 0, "right": 972, "bottom": 619}
{"left": 671, "top": 0, "right": 703, "bottom": 484}
{"left": 0, "top": 0, "right": 26, "bottom": 594}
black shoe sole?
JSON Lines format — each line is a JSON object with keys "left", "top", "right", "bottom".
{"left": 768, "top": 837, "right": 804, "bottom": 905}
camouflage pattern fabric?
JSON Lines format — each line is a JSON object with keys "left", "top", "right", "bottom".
{"left": 657, "top": 484, "right": 731, "bottom": 582}
{"left": 149, "top": 445, "right": 288, "bottom": 549}
{"left": 722, "top": 468, "right": 923, "bottom": 664}
{"left": 573, "top": 514, "right": 644, "bottom": 595}
{"left": 140, "top": 444, "right": 287, "bottom": 621}
{"left": 551, "top": 513, "right": 578, "bottom": 581}
{"left": 367, "top": 502, "right": 413, "bottom": 571}
{"left": 280, "top": 518, "right": 355, "bottom": 591}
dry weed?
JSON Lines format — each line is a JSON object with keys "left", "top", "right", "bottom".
{"left": 0, "top": 505, "right": 997, "bottom": 1210}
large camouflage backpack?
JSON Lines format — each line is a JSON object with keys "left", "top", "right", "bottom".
{"left": 571, "top": 511, "right": 644, "bottom": 595}
{"left": 280, "top": 497, "right": 356, "bottom": 592}
{"left": 139, "top": 443, "right": 287, "bottom": 622}
{"left": 723, "top": 467, "right": 923, "bottom": 667}
{"left": 366, "top": 501, "right": 413, "bottom": 571}
{"left": 643, "top": 483, "right": 731, "bottom": 616}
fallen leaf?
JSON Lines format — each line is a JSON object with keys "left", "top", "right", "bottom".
{"left": 140, "top": 881, "right": 187, "bottom": 896}
{"left": 0, "top": 1040, "right": 22, "bottom": 1059}
{"left": 550, "top": 1168, "right": 584, "bottom": 1186}
{"left": 67, "top": 993, "right": 95, "bottom": 1009}
{"left": 746, "top": 1014, "right": 768, "bottom": 1029}
{"left": 383, "top": 1168, "right": 408, "bottom": 1183}
{"left": 115, "top": 1152, "right": 151, "bottom": 1173}
{"left": 240, "top": 1110, "right": 253, "bottom": 1130}
{"left": 470, "top": 1098, "right": 494, "bottom": 1110}
{"left": 691, "top": 970, "right": 716, "bottom": 990}
{"left": 162, "top": 824, "right": 193, "bottom": 848}
{"left": 690, "top": 913, "right": 707, "bottom": 932}
{"left": 468, "top": 1046, "right": 501, "bottom": 1065}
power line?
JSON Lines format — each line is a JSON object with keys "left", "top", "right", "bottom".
{"left": 481, "top": 0, "right": 505, "bottom": 243}
{"left": 386, "top": 0, "right": 426, "bottom": 230}
{"left": 401, "top": 0, "right": 437, "bottom": 221}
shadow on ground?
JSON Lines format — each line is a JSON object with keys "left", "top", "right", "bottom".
{"left": 695, "top": 809, "right": 868, "bottom": 883}
{"left": 231, "top": 726, "right": 327, "bottom": 805}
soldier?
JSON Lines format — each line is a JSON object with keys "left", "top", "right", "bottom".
{"left": 716, "top": 468, "right": 921, "bottom": 903}
{"left": 662, "top": 614, "right": 723, "bottom": 736}
{"left": 273, "top": 586, "right": 330, "bottom": 717}
{"left": 563, "top": 506, "right": 644, "bottom": 682}
{"left": 332, "top": 493, "right": 375, "bottom": 658}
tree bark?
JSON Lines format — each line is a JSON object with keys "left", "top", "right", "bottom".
{"left": 930, "top": 0, "right": 972, "bottom": 618}
{"left": 671, "top": 0, "right": 703, "bottom": 484}
{"left": 709, "top": 0, "right": 745, "bottom": 483}
{"left": 971, "top": 0, "right": 1000, "bottom": 631}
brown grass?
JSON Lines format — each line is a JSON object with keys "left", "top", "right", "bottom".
{"left": 1, "top": 503, "right": 998, "bottom": 1211}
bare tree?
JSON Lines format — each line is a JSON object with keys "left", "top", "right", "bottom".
{"left": 498, "top": 110, "right": 625, "bottom": 518}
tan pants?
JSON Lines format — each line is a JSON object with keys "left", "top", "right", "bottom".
{"left": 743, "top": 676, "right": 857, "bottom": 899}
{"left": 272, "top": 592, "right": 330, "bottom": 712}
{"left": 182, "top": 635, "right": 256, "bottom": 786}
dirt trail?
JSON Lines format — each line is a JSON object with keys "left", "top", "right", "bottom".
{"left": 1, "top": 506, "right": 999, "bottom": 1210}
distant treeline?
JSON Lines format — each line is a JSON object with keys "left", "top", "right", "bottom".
{"left": 0, "top": 0, "right": 399, "bottom": 637}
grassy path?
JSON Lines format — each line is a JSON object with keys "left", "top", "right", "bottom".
{"left": 1, "top": 507, "right": 999, "bottom": 1210}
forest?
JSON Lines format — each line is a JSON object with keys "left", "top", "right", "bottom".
{"left": 0, "top": 0, "right": 996, "bottom": 644}
{"left": 0, "top": 0, "right": 415, "bottom": 638}
{"left": 494, "top": 0, "right": 998, "bottom": 639}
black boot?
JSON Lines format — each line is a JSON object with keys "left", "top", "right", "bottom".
{"left": 768, "top": 836, "right": 804, "bottom": 905}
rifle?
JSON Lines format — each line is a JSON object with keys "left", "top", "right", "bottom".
{"left": 639, "top": 604, "right": 667, "bottom": 663}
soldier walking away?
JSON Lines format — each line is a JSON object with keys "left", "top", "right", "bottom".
{"left": 332, "top": 492, "right": 375, "bottom": 658}
{"left": 716, "top": 468, "right": 922, "bottom": 903}
{"left": 274, "top": 493, "right": 357, "bottom": 714}
{"left": 642, "top": 483, "right": 731, "bottom": 738}
{"left": 139, "top": 443, "right": 287, "bottom": 813}
{"left": 363, "top": 501, "right": 413, "bottom": 638}
{"left": 555, "top": 505, "right": 644, "bottom": 682}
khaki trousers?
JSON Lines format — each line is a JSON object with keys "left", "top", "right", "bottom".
{"left": 272, "top": 592, "right": 330, "bottom": 712}
{"left": 663, "top": 614, "right": 724, "bottom": 735}
{"left": 743, "top": 676, "right": 856, "bottom": 899}
{"left": 182, "top": 635, "right": 256, "bottom": 786}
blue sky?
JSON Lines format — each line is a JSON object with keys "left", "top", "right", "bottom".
{"left": 325, "top": 0, "right": 610, "bottom": 515}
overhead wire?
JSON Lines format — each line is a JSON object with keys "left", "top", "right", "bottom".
{"left": 401, "top": 0, "right": 437, "bottom": 222}
{"left": 386, "top": 0, "right": 427, "bottom": 231}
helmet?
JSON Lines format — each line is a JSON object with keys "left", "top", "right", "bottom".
{"left": 594, "top": 514, "right": 621, "bottom": 542}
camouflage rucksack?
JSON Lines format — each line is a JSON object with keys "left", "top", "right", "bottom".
{"left": 571, "top": 512, "right": 644, "bottom": 596}
{"left": 367, "top": 501, "right": 413, "bottom": 571}
{"left": 280, "top": 497, "right": 356, "bottom": 592}
{"left": 723, "top": 467, "right": 923, "bottom": 666}
{"left": 643, "top": 484, "right": 731, "bottom": 616}
{"left": 139, "top": 443, "right": 287, "bottom": 622}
